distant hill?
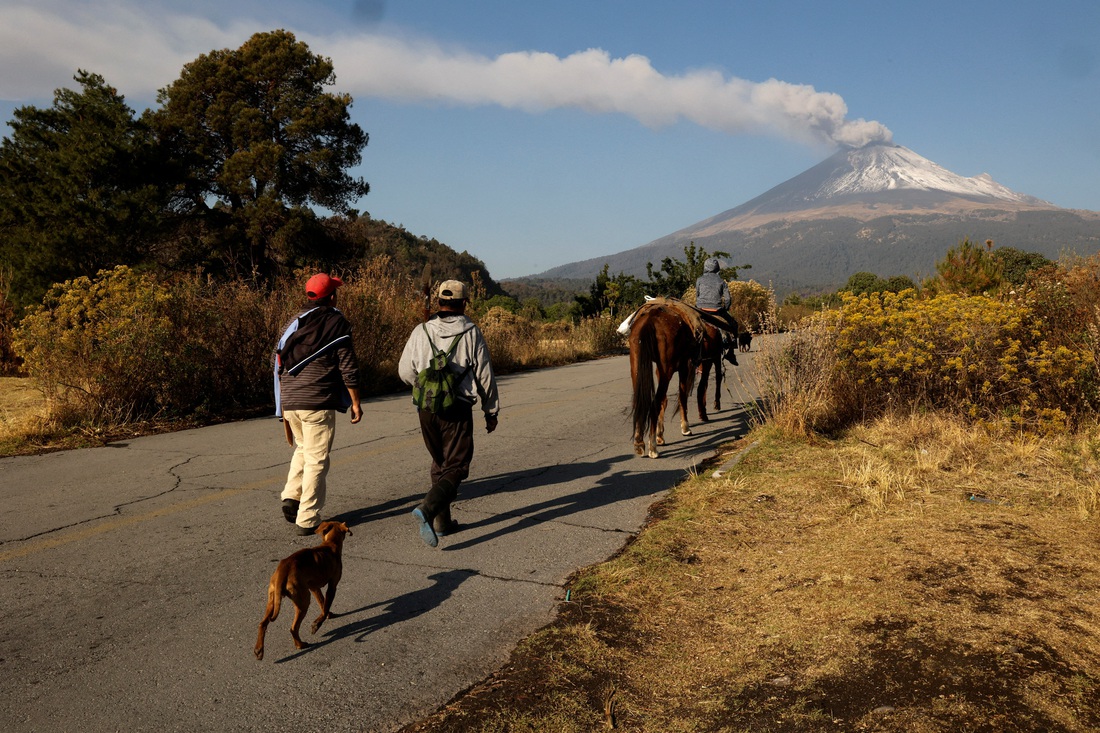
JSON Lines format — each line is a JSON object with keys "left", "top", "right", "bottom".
{"left": 329, "top": 215, "right": 505, "bottom": 296}
{"left": 535, "top": 144, "right": 1100, "bottom": 295}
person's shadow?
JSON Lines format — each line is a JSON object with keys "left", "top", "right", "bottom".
{"left": 273, "top": 569, "right": 473, "bottom": 663}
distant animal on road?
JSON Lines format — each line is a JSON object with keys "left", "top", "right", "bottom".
{"left": 738, "top": 331, "right": 753, "bottom": 352}
{"left": 629, "top": 299, "right": 722, "bottom": 458}
{"left": 254, "top": 521, "right": 351, "bottom": 660}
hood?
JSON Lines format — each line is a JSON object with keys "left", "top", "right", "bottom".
{"left": 703, "top": 257, "right": 721, "bottom": 273}
{"left": 425, "top": 313, "right": 476, "bottom": 339}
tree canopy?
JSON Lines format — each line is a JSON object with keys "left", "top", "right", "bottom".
{"left": 0, "top": 32, "right": 376, "bottom": 312}
{"left": 149, "top": 30, "right": 370, "bottom": 281}
{"left": 0, "top": 71, "right": 165, "bottom": 311}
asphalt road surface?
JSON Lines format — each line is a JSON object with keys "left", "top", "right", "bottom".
{"left": 0, "top": 347, "right": 763, "bottom": 732}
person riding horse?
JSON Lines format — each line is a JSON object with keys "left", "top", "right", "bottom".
{"left": 694, "top": 257, "right": 739, "bottom": 365}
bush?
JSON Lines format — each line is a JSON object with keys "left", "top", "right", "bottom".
{"left": 727, "top": 280, "right": 774, "bottom": 333}
{"left": 329, "top": 258, "right": 424, "bottom": 393}
{"left": 760, "top": 289, "right": 1097, "bottom": 434}
{"left": 6, "top": 261, "right": 626, "bottom": 445}
{"left": 13, "top": 266, "right": 178, "bottom": 422}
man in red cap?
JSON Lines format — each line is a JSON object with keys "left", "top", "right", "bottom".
{"left": 273, "top": 273, "right": 363, "bottom": 535}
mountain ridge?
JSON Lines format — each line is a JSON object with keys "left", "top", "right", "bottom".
{"left": 534, "top": 143, "right": 1100, "bottom": 294}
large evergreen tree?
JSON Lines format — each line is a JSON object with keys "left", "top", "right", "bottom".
{"left": 0, "top": 71, "right": 164, "bottom": 311}
{"left": 148, "top": 30, "right": 370, "bottom": 281}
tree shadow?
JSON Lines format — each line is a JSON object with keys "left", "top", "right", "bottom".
{"left": 273, "top": 568, "right": 473, "bottom": 663}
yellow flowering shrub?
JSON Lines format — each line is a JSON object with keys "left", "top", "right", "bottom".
{"left": 811, "top": 290, "right": 1095, "bottom": 431}
{"left": 14, "top": 266, "right": 176, "bottom": 421}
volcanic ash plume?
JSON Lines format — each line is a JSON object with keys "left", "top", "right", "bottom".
{"left": 331, "top": 38, "right": 892, "bottom": 148}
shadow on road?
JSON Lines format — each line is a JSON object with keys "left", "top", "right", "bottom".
{"left": 274, "top": 569, "right": 475, "bottom": 663}
{"left": 441, "top": 405, "right": 753, "bottom": 552}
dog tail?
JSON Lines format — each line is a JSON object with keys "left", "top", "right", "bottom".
{"left": 267, "top": 560, "right": 292, "bottom": 621}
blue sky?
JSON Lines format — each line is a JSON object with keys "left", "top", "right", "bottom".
{"left": 1, "top": 0, "right": 1097, "bottom": 279}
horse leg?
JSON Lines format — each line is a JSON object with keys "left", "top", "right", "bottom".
{"left": 655, "top": 392, "right": 667, "bottom": 448}
{"left": 697, "top": 360, "right": 710, "bottom": 422}
{"left": 678, "top": 363, "right": 693, "bottom": 436}
{"left": 651, "top": 372, "right": 671, "bottom": 457}
{"left": 714, "top": 359, "right": 723, "bottom": 412}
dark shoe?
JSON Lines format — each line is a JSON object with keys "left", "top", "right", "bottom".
{"left": 281, "top": 499, "right": 300, "bottom": 523}
{"left": 433, "top": 516, "right": 459, "bottom": 536}
{"left": 295, "top": 524, "right": 318, "bottom": 536}
{"left": 412, "top": 508, "right": 439, "bottom": 547}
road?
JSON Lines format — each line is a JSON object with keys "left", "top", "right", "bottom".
{"left": 0, "top": 348, "right": 763, "bottom": 732}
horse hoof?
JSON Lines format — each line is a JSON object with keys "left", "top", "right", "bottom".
{"left": 656, "top": 437, "right": 665, "bottom": 445}
{"left": 634, "top": 445, "right": 644, "bottom": 456}
{"left": 648, "top": 450, "right": 659, "bottom": 459}
{"left": 682, "top": 429, "right": 692, "bottom": 436}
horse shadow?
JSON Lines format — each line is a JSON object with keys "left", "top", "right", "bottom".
{"left": 273, "top": 568, "right": 473, "bottom": 663}
{"left": 440, "top": 408, "right": 753, "bottom": 552}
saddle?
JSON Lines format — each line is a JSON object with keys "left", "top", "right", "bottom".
{"left": 642, "top": 294, "right": 708, "bottom": 347}
{"left": 641, "top": 297, "right": 709, "bottom": 341}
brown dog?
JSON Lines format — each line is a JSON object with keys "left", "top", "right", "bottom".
{"left": 254, "top": 521, "right": 351, "bottom": 660}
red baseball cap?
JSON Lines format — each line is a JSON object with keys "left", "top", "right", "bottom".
{"left": 305, "top": 273, "right": 343, "bottom": 300}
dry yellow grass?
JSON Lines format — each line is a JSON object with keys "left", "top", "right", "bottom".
{"left": 0, "top": 377, "right": 48, "bottom": 450}
{"left": 403, "top": 415, "right": 1100, "bottom": 732}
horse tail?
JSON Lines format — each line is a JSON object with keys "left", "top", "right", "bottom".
{"left": 632, "top": 315, "right": 658, "bottom": 436}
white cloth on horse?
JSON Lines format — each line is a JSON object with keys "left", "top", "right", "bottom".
{"left": 617, "top": 296, "right": 657, "bottom": 335}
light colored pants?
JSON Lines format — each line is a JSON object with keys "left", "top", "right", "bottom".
{"left": 281, "top": 409, "right": 337, "bottom": 529}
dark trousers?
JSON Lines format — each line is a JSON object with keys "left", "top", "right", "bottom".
{"left": 417, "top": 402, "right": 475, "bottom": 519}
{"left": 699, "top": 307, "right": 738, "bottom": 334}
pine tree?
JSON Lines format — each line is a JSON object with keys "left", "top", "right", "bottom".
{"left": 0, "top": 71, "right": 164, "bottom": 311}
{"left": 148, "top": 30, "right": 370, "bottom": 281}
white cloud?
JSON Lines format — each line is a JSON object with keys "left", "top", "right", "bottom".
{"left": 0, "top": 0, "right": 891, "bottom": 148}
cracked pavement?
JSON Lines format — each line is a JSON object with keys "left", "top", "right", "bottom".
{"left": 0, "top": 351, "right": 759, "bottom": 732}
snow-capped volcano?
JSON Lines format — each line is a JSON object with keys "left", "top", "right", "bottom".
{"left": 697, "top": 142, "right": 1053, "bottom": 229}
{"left": 812, "top": 144, "right": 1047, "bottom": 203}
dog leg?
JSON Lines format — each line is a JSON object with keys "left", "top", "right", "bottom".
{"left": 312, "top": 581, "right": 340, "bottom": 634}
{"left": 255, "top": 614, "right": 270, "bottom": 660}
{"left": 289, "top": 589, "right": 312, "bottom": 650}
{"left": 310, "top": 586, "right": 329, "bottom": 634}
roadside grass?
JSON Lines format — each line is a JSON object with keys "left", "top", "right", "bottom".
{"left": 0, "top": 377, "right": 49, "bottom": 454}
{"left": 401, "top": 414, "right": 1100, "bottom": 732}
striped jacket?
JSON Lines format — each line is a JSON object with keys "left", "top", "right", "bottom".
{"left": 273, "top": 306, "right": 360, "bottom": 417}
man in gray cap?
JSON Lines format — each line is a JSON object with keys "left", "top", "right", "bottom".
{"left": 398, "top": 280, "right": 500, "bottom": 547}
{"left": 695, "top": 257, "right": 739, "bottom": 365}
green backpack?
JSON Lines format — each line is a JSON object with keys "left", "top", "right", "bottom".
{"left": 412, "top": 325, "right": 473, "bottom": 413}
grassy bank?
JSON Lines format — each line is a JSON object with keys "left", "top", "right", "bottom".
{"left": 402, "top": 414, "right": 1100, "bottom": 732}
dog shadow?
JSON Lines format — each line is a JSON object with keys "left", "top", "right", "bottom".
{"left": 273, "top": 568, "right": 473, "bottom": 663}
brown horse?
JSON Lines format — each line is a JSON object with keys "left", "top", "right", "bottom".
{"left": 629, "top": 301, "right": 723, "bottom": 458}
